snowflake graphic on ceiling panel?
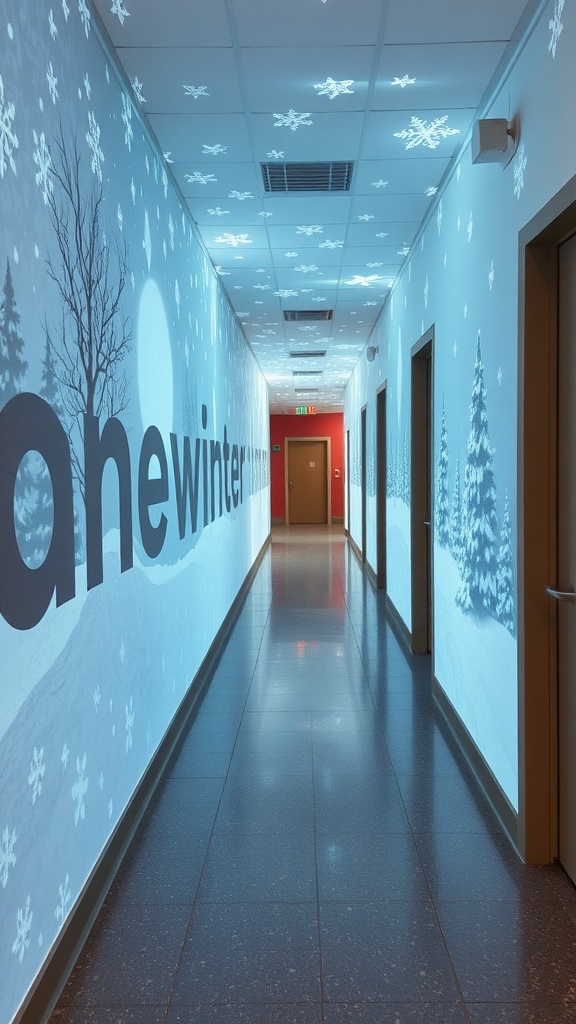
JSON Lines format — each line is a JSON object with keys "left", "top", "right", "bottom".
{"left": 214, "top": 232, "right": 253, "bottom": 247}
{"left": 295, "top": 264, "right": 319, "bottom": 273}
{"left": 467, "top": 212, "right": 473, "bottom": 243}
{"left": 372, "top": 179, "right": 388, "bottom": 188}
{"left": 394, "top": 115, "right": 460, "bottom": 150}
{"left": 163, "top": 151, "right": 173, "bottom": 163}
{"left": 202, "top": 144, "right": 227, "bottom": 155}
{"left": 391, "top": 76, "right": 416, "bottom": 88}
{"left": 184, "top": 85, "right": 209, "bottom": 99}
{"left": 297, "top": 225, "right": 323, "bottom": 236}
{"left": 207, "top": 207, "right": 229, "bottom": 216}
{"left": 358, "top": 214, "right": 374, "bottom": 222}
{"left": 285, "top": 251, "right": 299, "bottom": 257}
{"left": 72, "top": 753, "right": 88, "bottom": 824}
{"left": 274, "top": 289, "right": 299, "bottom": 297}
{"left": 549, "top": 0, "right": 564, "bottom": 57}
{"left": 425, "top": 185, "right": 438, "bottom": 196}
{"left": 513, "top": 143, "right": 527, "bottom": 199}
{"left": 78, "top": 0, "right": 90, "bottom": 35}
{"left": 131, "top": 76, "right": 146, "bottom": 104}
{"left": 228, "top": 191, "right": 254, "bottom": 200}
{"left": 398, "top": 244, "right": 410, "bottom": 256}
{"left": 0, "top": 75, "right": 18, "bottom": 178}
{"left": 185, "top": 171, "right": 217, "bottom": 184}
{"left": 111, "top": 0, "right": 130, "bottom": 24}
{"left": 314, "top": 77, "right": 355, "bottom": 99}
{"left": 345, "top": 274, "right": 381, "bottom": 286}
{"left": 319, "top": 239, "right": 343, "bottom": 249}
{"left": 273, "top": 109, "right": 313, "bottom": 131}
{"left": 1, "top": 826, "right": 17, "bottom": 888}
{"left": 267, "top": 150, "right": 284, "bottom": 159}
{"left": 254, "top": 284, "right": 270, "bottom": 290}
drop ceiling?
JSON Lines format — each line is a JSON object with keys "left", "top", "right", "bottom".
{"left": 92, "top": 0, "right": 536, "bottom": 414}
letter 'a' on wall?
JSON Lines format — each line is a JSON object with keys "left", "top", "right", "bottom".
{"left": 0, "top": 6, "right": 269, "bottom": 1022}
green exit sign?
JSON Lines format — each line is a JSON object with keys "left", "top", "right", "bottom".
{"left": 296, "top": 406, "right": 317, "bottom": 415}
{"left": 272, "top": 444, "right": 281, "bottom": 452}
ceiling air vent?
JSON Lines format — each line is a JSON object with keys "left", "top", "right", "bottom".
{"left": 284, "top": 309, "right": 333, "bottom": 322}
{"left": 262, "top": 162, "right": 353, "bottom": 193}
{"left": 293, "top": 370, "right": 323, "bottom": 376}
{"left": 289, "top": 350, "right": 327, "bottom": 359}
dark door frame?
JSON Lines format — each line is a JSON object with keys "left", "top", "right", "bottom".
{"left": 376, "top": 384, "right": 387, "bottom": 590}
{"left": 410, "top": 328, "right": 434, "bottom": 655}
{"left": 518, "top": 174, "right": 576, "bottom": 863}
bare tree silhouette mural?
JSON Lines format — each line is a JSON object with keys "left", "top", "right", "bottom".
{"left": 44, "top": 126, "right": 132, "bottom": 501}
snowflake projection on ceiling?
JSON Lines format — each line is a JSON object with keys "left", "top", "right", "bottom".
{"left": 394, "top": 116, "right": 460, "bottom": 150}
{"left": 111, "top": 0, "right": 130, "bottom": 24}
{"left": 295, "top": 264, "right": 319, "bottom": 273}
{"left": 185, "top": 171, "right": 217, "bottom": 184}
{"left": 47, "top": 63, "right": 58, "bottom": 104}
{"left": 207, "top": 207, "right": 229, "bottom": 216}
{"left": 372, "top": 179, "right": 388, "bottom": 188}
{"left": 391, "top": 76, "right": 416, "bottom": 88}
{"left": 184, "top": 85, "right": 209, "bottom": 99}
{"left": 398, "top": 243, "right": 410, "bottom": 256}
{"left": 285, "top": 251, "right": 299, "bottom": 257}
{"left": 258, "top": 211, "right": 273, "bottom": 217}
{"left": 0, "top": 74, "right": 18, "bottom": 178}
{"left": 366, "top": 261, "right": 383, "bottom": 268}
{"left": 425, "top": 185, "right": 438, "bottom": 196}
{"left": 273, "top": 109, "right": 313, "bottom": 131}
{"left": 319, "top": 239, "right": 343, "bottom": 249}
{"left": 130, "top": 76, "right": 146, "bottom": 104}
{"left": 297, "top": 225, "right": 323, "bottom": 236}
{"left": 549, "top": 0, "right": 564, "bottom": 57}
{"left": 213, "top": 232, "right": 253, "bottom": 247}
{"left": 314, "top": 77, "right": 355, "bottom": 100}
{"left": 311, "top": 296, "right": 327, "bottom": 302}
{"left": 513, "top": 142, "right": 527, "bottom": 199}
{"left": 228, "top": 191, "right": 254, "bottom": 201}
{"left": 163, "top": 151, "right": 173, "bottom": 163}
{"left": 375, "top": 231, "right": 388, "bottom": 238}
{"left": 202, "top": 144, "right": 227, "bottom": 156}
{"left": 345, "top": 274, "right": 381, "bottom": 287}
{"left": 274, "top": 289, "right": 299, "bottom": 297}
{"left": 121, "top": 93, "right": 133, "bottom": 151}
{"left": 358, "top": 214, "right": 374, "bottom": 221}
{"left": 267, "top": 150, "right": 284, "bottom": 159}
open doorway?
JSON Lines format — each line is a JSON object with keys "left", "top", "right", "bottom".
{"left": 410, "top": 330, "right": 433, "bottom": 654}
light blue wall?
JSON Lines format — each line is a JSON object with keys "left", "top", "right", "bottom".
{"left": 0, "top": 4, "right": 269, "bottom": 1021}
{"left": 345, "top": 0, "right": 575, "bottom": 814}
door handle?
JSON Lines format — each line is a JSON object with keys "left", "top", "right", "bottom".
{"left": 423, "top": 520, "right": 431, "bottom": 526}
{"left": 289, "top": 480, "right": 294, "bottom": 486}
{"left": 546, "top": 585, "right": 576, "bottom": 602}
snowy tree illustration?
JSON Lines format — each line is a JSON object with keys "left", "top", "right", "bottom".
{"left": 44, "top": 128, "right": 131, "bottom": 500}
{"left": 434, "top": 400, "right": 450, "bottom": 546}
{"left": 496, "top": 492, "right": 515, "bottom": 634}
{"left": 387, "top": 440, "right": 397, "bottom": 499}
{"left": 400, "top": 426, "right": 410, "bottom": 505}
{"left": 456, "top": 335, "right": 499, "bottom": 616}
{"left": 0, "top": 258, "right": 27, "bottom": 407}
{"left": 449, "top": 458, "right": 464, "bottom": 570}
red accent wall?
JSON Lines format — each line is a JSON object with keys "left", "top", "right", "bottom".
{"left": 270, "top": 413, "right": 344, "bottom": 520}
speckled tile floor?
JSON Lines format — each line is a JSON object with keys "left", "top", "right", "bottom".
{"left": 50, "top": 527, "right": 576, "bottom": 1024}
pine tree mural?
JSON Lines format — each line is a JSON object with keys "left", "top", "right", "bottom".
{"left": 456, "top": 334, "right": 499, "bottom": 615}
{"left": 496, "top": 492, "right": 515, "bottom": 634}
{"left": 401, "top": 426, "right": 410, "bottom": 505}
{"left": 450, "top": 458, "right": 463, "bottom": 570}
{"left": 0, "top": 258, "right": 27, "bottom": 407}
{"left": 434, "top": 400, "right": 450, "bottom": 547}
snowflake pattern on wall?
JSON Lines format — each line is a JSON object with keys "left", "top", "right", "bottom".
{"left": 86, "top": 111, "right": 104, "bottom": 181}
{"left": 78, "top": 0, "right": 90, "bottom": 35}
{"left": 314, "top": 77, "right": 354, "bottom": 99}
{"left": 130, "top": 76, "right": 146, "bottom": 104}
{"left": 0, "top": 826, "right": 17, "bottom": 888}
{"left": 397, "top": 243, "right": 410, "bottom": 256}
{"left": 488, "top": 260, "right": 495, "bottom": 291}
{"left": 54, "top": 874, "right": 72, "bottom": 926}
{"left": 467, "top": 212, "right": 473, "bottom": 242}
{"left": 514, "top": 142, "right": 527, "bottom": 198}
{"left": 549, "top": 0, "right": 564, "bottom": 57}
{"left": 61, "top": 743, "right": 70, "bottom": 770}
{"left": 437, "top": 199, "right": 443, "bottom": 235}
{"left": 185, "top": 171, "right": 217, "bottom": 184}
{"left": 394, "top": 116, "right": 460, "bottom": 150}
{"left": 184, "top": 85, "right": 209, "bottom": 99}
{"left": 71, "top": 753, "right": 88, "bottom": 825}
{"left": 0, "top": 74, "right": 18, "bottom": 178}
{"left": 28, "top": 747, "right": 45, "bottom": 804}
{"left": 121, "top": 93, "right": 133, "bottom": 151}
{"left": 49, "top": 9, "right": 58, "bottom": 39}
{"left": 273, "top": 109, "right": 313, "bottom": 131}
{"left": 202, "top": 144, "right": 227, "bottom": 156}
{"left": 47, "top": 63, "right": 59, "bottom": 104}
{"left": 228, "top": 191, "right": 254, "bottom": 201}
{"left": 358, "top": 214, "right": 374, "bottom": 222}
{"left": 214, "top": 232, "right": 253, "bottom": 246}
{"left": 391, "top": 76, "right": 416, "bottom": 88}
{"left": 12, "top": 895, "right": 32, "bottom": 963}
{"left": 125, "top": 697, "right": 134, "bottom": 752}
{"left": 111, "top": 0, "right": 130, "bottom": 24}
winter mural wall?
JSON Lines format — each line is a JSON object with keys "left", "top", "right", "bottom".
{"left": 344, "top": 0, "right": 576, "bottom": 814}
{"left": 0, "top": 3, "right": 269, "bottom": 1021}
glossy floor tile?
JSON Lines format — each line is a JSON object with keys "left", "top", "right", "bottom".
{"left": 51, "top": 526, "right": 576, "bottom": 1024}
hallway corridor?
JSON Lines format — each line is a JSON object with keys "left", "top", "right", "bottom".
{"left": 51, "top": 528, "right": 576, "bottom": 1024}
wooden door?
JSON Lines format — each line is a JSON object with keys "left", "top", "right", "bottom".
{"left": 287, "top": 440, "right": 328, "bottom": 524}
{"left": 556, "top": 232, "right": 576, "bottom": 882}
